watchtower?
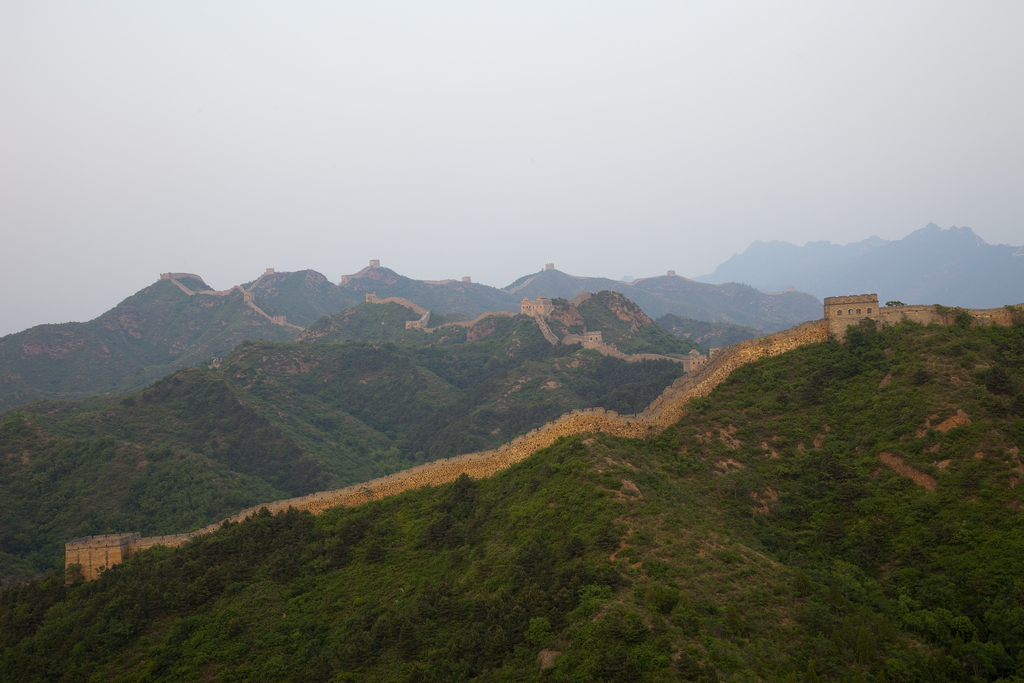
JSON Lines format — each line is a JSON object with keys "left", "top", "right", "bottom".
{"left": 823, "top": 294, "right": 879, "bottom": 320}
{"left": 520, "top": 296, "right": 554, "bottom": 317}
{"left": 65, "top": 533, "right": 141, "bottom": 581}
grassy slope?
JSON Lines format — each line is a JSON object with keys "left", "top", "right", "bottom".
{"left": 2, "top": 321, "right": 1022, "bottom": 681}
{"left": 656, "top": 313, "right": 762, "bottom": 348}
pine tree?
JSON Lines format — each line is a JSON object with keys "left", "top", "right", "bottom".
{"left": 855, "top": 625, "right": 876, "bottom": 664}
{"left": 804, "top": 660, "right": 819, "bottom": 683}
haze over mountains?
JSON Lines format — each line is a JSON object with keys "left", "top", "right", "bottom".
{"left": 697, "top": 224, "right": 1024, "bottom": 308}
{"left": 0, "top": 265, "right": 804, "bottom": 409}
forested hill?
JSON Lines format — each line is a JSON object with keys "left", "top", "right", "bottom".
{"left": 2, "top": 318, "right": 1023, "bottom": 681}
{"left": 0, "top": 275, "right": 312, "bottom": 409}
{"left": 0, "top": 313, "right": 689, "bottom": 582}
{"left": 507, "top": 268, "right": 821, "bottom": 331}
{"left": 656, "top": 313, "right": 762, "bottom": 348}
{"left": 0, "top": 264, "right": 812, "bottom": 409}
{"left": 299, "top": 291, "right": 704, "bottom": 358}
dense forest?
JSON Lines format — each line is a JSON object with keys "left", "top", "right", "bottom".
{"left": 2, "top": 317, "right": 1023, "bottom": 681}
{"left": 0, "top": 311, "right": 688, "bottom": 582}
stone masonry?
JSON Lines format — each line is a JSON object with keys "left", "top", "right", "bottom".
{"left": 67, "top": 295, "right": 1024, "bottom": 579}
{"left": 520, "top": 296, "right": 554, "bottom": 317}
{"left": 824, "top": 294, "right": 1020, "bottom": 337}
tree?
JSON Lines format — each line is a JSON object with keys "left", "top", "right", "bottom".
{"left": 854, "top": 625, "right": 875, "bottom": 664}
{"left": 525, "top": 617, "right": 553, "bottom": 646}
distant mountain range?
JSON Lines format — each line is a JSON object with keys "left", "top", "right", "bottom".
{"left": 0, "top": 264, "right": 817, "bottom": 408}
{"left": 696, "top": 224, "right": 1024, "bottom": 308}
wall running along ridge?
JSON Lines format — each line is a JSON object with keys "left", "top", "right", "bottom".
{"left": 65, "top": 317, "right": 831, "bottom": 578}
{"left": 67, "top": 299, "right": 1024, "bottom": 578}
{"left": 161, "top": 271, "right": 304, "bottom": 330}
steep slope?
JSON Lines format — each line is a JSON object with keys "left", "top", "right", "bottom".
{"left": 1, "top": 263, "right": 820, "bottom": 410}
{"left": 545, "top": 291, "right": 703, "bottom": 357}
{"left": 0, "top": 279, "right": 299, "bottom": 408}
{"left": 698, "top": 223, "right": 1024, "bottom": 308}
{"left": 297, "top": 302, "right": 468, "bottom": 344}
{"left": 245, "top": 270, "right": 363, "bottom": 327}
{"left": 338, "top": 265, "right": 520, "bottom": 317}
{"left": 303, "top": 293, "right": 701, "bottom": 359}
{"left": 656, "top": 314, "right": 762, "bottom": 348}
{"left": 509, "top": 269, "right": 821, "bottom": 331}
{"left": 1, "top": 323, "right": 689, "bottom": 580}
{"left": 3, "top": 319, "right": 1023, "bottom": 681}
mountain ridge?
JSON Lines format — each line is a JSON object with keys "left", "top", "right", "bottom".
{"left": 697, "top": 223, "right": 1024, "bottom": 308}
{"left": 0, "top": 264, "right": 820, "bottom": 409}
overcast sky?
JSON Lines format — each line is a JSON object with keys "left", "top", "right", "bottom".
{"left": 2, "top": 2, "right": 1022, "bottom": 337}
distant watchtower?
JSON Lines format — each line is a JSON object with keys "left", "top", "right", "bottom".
{"left": 369, "top": 260, "right": 381, "bottom": 268}
{"left": 545, "top": 263, "right": 555, "bottom": 271}
{"left": 520, "top": 296, "right": 554, "bottom": 317}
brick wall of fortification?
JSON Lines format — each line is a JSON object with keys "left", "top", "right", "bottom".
{"left": 422, "top": 311, "right": 515, "bottom": 332}
{"left": 65, "top": 533, "right": 140, "bottom": 581}
{"left": 365, "top": 293, "right": 429, "bottom": 316}
{"left": 64, "top": 315, "right": 835, "bottom": 579}
{"left": 828, "top": 300, "right": 1019, "bottom": 337}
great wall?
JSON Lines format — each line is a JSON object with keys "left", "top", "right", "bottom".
{"left": 160, "top": 269, "right": 304, "bottom": 330}
{"left": 66, "top": 291, "right": 1023, "bottom": 580}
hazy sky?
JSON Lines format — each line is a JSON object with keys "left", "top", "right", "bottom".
{"left": 2, "top": 2, "right": 1022, "bottom": 337}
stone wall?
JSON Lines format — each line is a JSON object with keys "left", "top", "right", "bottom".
{"left": 825, "top": 295, "right": 1021, "bottom": 337}
{"left": 422, "top": 311, "right": 515, "bottom": 332}
{"left": 73, "top": 297, "right": 1021, "bottom": 578}
{"left": 65, "top": 533, "right": 140, "bottom": 581}
{"left": 405, "top": 310, "right": 432, "bottom": 330}
{"left": 520, "top": 296, "right": 554, "bottom": 317}
{"left": 61, "top": 315, "right": 833, "bottom": 579}
{"left": 365, "top": 292, "right": 429, "bottom": 316}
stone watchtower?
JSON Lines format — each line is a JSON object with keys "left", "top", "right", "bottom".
{"left": 520, "top": 296, "right": 554, "bottom": 317}
{"left": 823, "top": 293, "right": 879, "bottom": 336}
{"left": 65, "top": 533, "right": 141, "bottom": 581}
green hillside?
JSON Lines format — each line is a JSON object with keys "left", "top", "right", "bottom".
{"left": 2, "top": 319, "right": 1022, "bottom": 680}
{"left": 244, "top": 270, "right": 363, "bottom": 327}
{"left": 298, "top": 302, "right": 466, "bottom": 344}
{"left": 303, "top": 293, "right": 699, "bottom": 358}
{"left": 656, "top": 314, "right": 762, "bottom": 348}
{"left": 0, "top": 319, "right": 688, "bottom": 581}
{"left": 563, "top": 291, "right": 703, "bottom": 356}
{"left": 338, "top": 267, "right": 520, "bottom": 318}
{"left": 0, "top": 279, "right": 300, "bottom": 409}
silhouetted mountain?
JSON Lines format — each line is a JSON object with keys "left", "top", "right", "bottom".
{"left": 697, "top": 224, "right": 1024, "bottom": 307}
